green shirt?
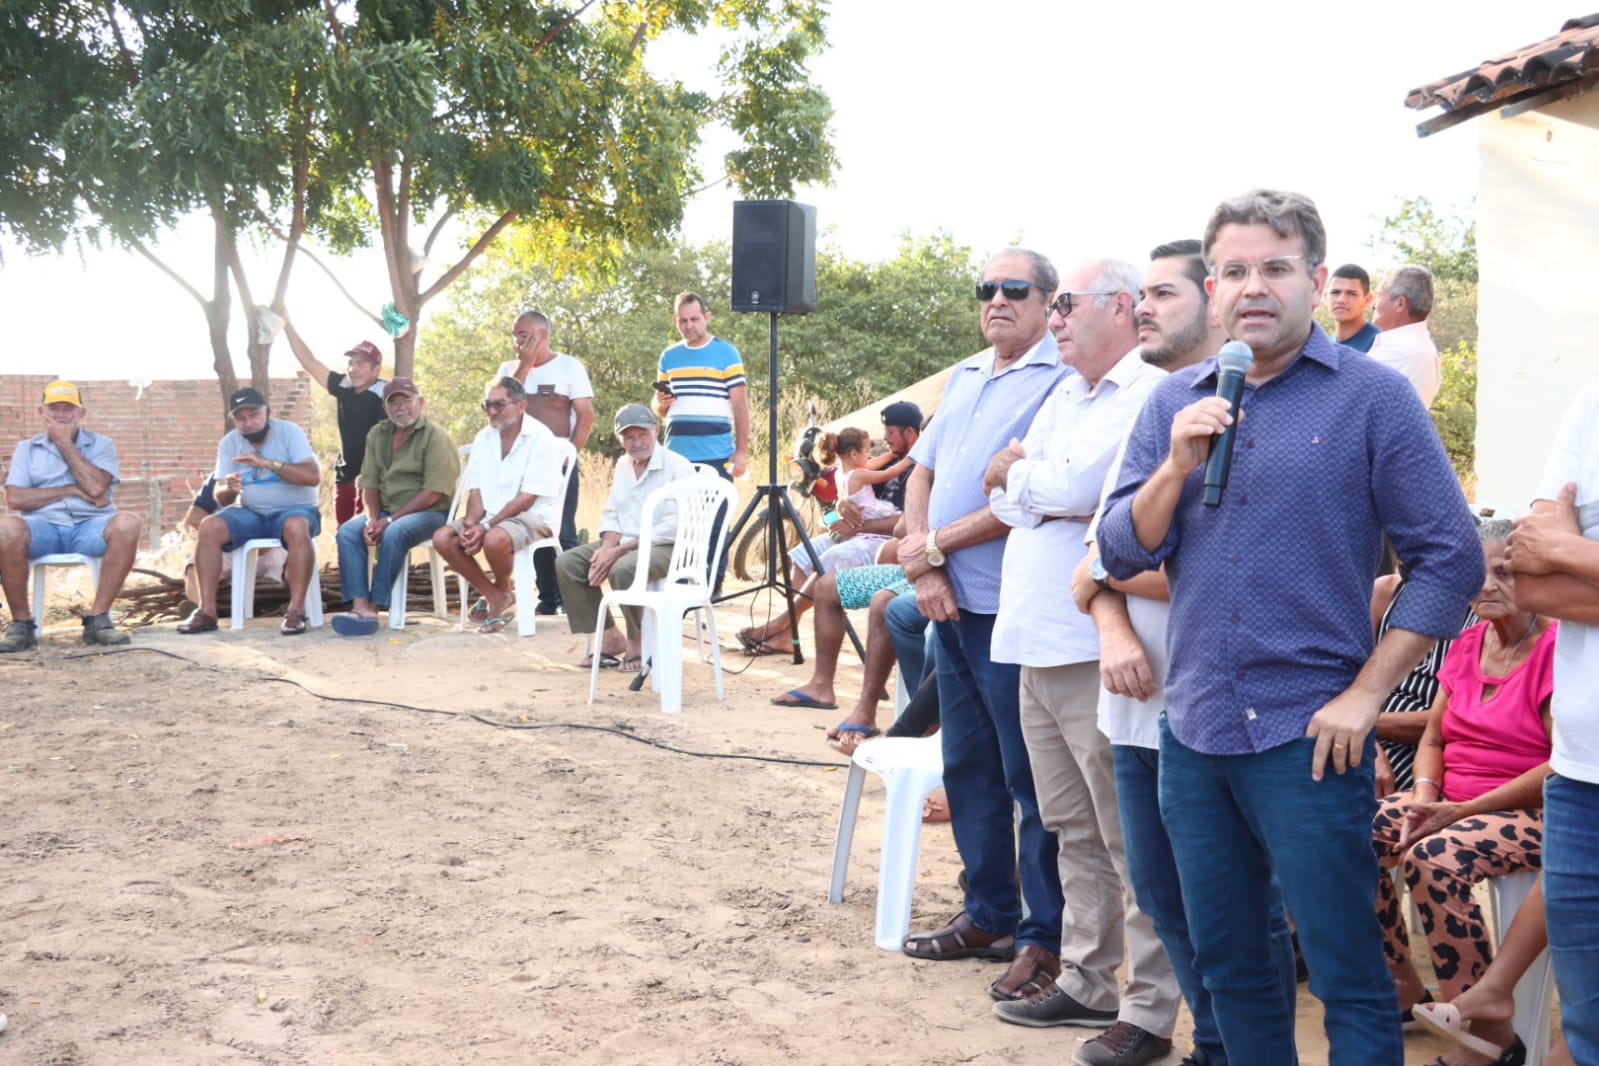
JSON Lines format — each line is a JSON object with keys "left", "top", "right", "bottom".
{"left": 360, "top": 415, "right": 458, "bottom": 514}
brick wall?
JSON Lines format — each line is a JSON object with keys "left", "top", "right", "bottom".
{"left": 0, "top": 374, "right": 316, "bottom": 547}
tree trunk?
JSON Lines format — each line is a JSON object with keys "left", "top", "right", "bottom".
{"left": 207, "top": 217, "right": 238, "bottom": 435}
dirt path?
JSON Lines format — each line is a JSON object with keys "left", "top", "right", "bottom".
{"left": 0, "top": 614, "right": 1455, "bottom": 1064}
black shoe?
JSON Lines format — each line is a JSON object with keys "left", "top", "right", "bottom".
{"left": 0, "top": 619, "right": 37, "bottom": 653}
{"left": 991, "top": 984, "right": 1117, "bottom": 1029}
{"left": 1074, "top": 1022, "right": 1172, "bottom": 1066}
{"left": 534, "top": 602, "right": 563, "bottom": 616}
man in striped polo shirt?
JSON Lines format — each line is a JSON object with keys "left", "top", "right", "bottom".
{"left": 654, "top": 291, "right": 748, "bottom": 592}
{"left": 653, "top": 292, "right": 748, "bottom": 480}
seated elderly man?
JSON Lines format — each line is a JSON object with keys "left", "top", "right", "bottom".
{"left": 556, "top": 403, "right": 696, "bottom": 672}
{"left": 331, "top": 376, "right": 459, "bottom": 635}
{"left": 0, "top": 380, "right": 144, "bottom": 650}
{"left": 430, "top": 377, "right": 564, "bottom": 633}
{"left": 178, "top": 386, "right": 322, "bottom": 636}
{"left": 181, "top": 473, "right": 287, "bottom": 610}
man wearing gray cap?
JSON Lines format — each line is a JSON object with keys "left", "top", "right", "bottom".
{"left": 430, "top": 376, "right": 564, "bottom": 633}
{"left": 556, "top": 402, "right": 696, "bottom": 670}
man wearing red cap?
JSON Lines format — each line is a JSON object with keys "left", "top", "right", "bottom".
{"left": 284, "top": 320, "right": 388, "bottom": 525}
{"left": 0, "top": 380, "right": 144, "bottom": 650}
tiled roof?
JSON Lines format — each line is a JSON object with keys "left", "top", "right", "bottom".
{"left": 1406, "top": 14, "right": 1599, "bottom": 135}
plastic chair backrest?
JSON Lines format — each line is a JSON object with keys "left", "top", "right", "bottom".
{"left": 628, "top": 474, "right": 737, "bottom": 592}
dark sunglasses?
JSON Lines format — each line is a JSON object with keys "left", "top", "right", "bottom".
{"left": 975, "top": 278, "right": 1047, "bottom": 303}
{"left": 481, "top": 398, "right": 514, "bottom": 412}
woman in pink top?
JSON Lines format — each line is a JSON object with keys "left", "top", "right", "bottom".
{"left": 1371, "top": 519, "right": 1555, "bottom": 1040}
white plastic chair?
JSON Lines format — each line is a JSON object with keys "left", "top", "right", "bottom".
{"left": 448, "top": 439, "right": 577, "bottom": 637}
{"left": 828, "top": 734, "right": 946, "bottom": 951}
{"left": 587, "top": 474, "right": 736, "bottom": 713}
{"left": 231, "top": 537, "right": 323, "bottom": 629}
{"left": 1486, "top": 869, "right": 1555, "bottom": 1066}
{"left": 29, "top": 553, "right": 103, "bottom": 627}
{"left": 389, "top": 445, "right": 473, "bottom": 630}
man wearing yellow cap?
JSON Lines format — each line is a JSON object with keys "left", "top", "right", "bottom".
{"left": 0, "top": 380, "right": 144, "bottom": 651}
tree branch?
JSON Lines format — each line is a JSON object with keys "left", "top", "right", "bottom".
{"left": 534, "top": 0, "right": 596, "bottom": 54}
{"left": 422, "top": 202, "right": 457, "bottom": 256}
{"left": 418, "top": 208, "right": 519, "bottom": 304}
{"left": 128, "top": 239, "right": 208, "bottom": 308}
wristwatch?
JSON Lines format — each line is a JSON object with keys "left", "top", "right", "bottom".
{"left": 1089, "top": 556, "right": 1112, "bottom": 592}
{"left": 925, "top": 527, "right": 946, "bottom": 568}
{"left": 270, "top": 459, "right": 283, "bottom": 473}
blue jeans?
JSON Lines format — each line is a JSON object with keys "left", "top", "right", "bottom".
{"left": 1544, "top": 772, "right": 1599, "bottom": 1064}
{"left": 934, "top": 611, "right": 1062, "bottom": 950}
{"left": 336, "top": 511, "right": 448, "bottom": 609}
{"left": 1115, "top": 742, "right": 1295, "bottom": 1066}
{"left": 216, "top": 504, "right": 321, "bottom": 547}
{"left": 1157, "top": 718, "right": 1398, "bottom": 1066}
{"left": 884, "top": 590, "right": 930, "bottom": 689}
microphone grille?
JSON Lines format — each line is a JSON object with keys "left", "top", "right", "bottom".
{"left": 1216, "top": 340, "right": 1253, "bottom": 374}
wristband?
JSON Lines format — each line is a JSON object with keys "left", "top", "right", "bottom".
{"left": 1414, "top": 777, "right": 1438, "bottom": 789}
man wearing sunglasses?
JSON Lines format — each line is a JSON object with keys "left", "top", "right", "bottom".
{"left": 1096, "top": 190, "right": 1481, "bottom": 1065}
{"left": 898, "top": 249, "right": 1071, "bottom": 1003}
{"left": 431, "top": 377, "right": 565, "bottom": 633}
{"left": 982, "top": 259, "right": 1179, "bottom": 1066}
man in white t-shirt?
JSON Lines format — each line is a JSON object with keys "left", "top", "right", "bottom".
{"left": 1507, "top": 384, "right": 1599, "bottom": 1065}
{"left": 496, "top": 310, "right": 596, "bottom": 615}
{"left": 1367, "top": 265, "right": 1440, "bottom": 408}
{"left": 430, "top": 377, "right": 565, "bottom": 633}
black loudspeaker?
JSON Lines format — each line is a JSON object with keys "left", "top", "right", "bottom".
{"left": 731, "top": 200, "right": 817, "bottom": 314}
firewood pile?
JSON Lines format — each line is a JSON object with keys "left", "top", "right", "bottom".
{"left": 110, "top": 564, "right": 459, "bottom": 624}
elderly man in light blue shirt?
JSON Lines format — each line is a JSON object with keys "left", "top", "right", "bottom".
{"left": 1, "top": 380, "right": 145, "bottom": 650}
{"left": 897, "top": 248, "right": 1073, "bottom": 1011}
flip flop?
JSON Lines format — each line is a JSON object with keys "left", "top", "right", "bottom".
{"left": 617, "top": 655, "right": 643, "bottom": 673}
{"left": 581, "top": 653, "right": 622, "bottom": 669}
{"left": 737, "top": 630, "right": 787, "bottom": 657}
{"left": 1410, "top": 1002, "right": 1508, "bottom": 1059}
{"left": 332, "top": 613, "right": 380, "bottom": 636}
{"left": 828, "top": 723, "right": 881, "bottom": 755}
{"left": 478, "top": 614, "right": 514, "bottom": 634}
{"left": 467, "top": 597, "right": 490, "bottom": 623}
{"left": 771, "top": 689, "right": 837, "bottom": 710}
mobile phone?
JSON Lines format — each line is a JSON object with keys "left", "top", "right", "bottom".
{"left": 653, "top": 381, "right": 675, "bottom": 396}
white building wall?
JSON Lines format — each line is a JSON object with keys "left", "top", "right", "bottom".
{"left": 1477, "top": 92, "right": 1599, "bottom": 511}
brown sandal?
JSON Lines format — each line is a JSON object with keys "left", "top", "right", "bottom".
{"left": 989, "top": 944, "right": 1061, "bottom": 1001}
{"left": 902, "top": 910, "right": 1016, "bottom": 961}
{"left": 176, "top": 609, "right": 219, "bottom": 634}
{"left": 280, "top": 608, "right": 308, "bottom": 636}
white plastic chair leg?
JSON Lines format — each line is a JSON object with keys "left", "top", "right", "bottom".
{"left": 30, "top": 554, "right": 103, "bottom": 627}
{"left": 829, "top": 762, "right": 869, "bottom": 904}
{"left": 512, "top": 545, "right": 537, "bottom": 637}
{"left": 428, "top": 548, "right": 448, "bottom": 618}
{"left": 1488, "top": 870, "right": 1554, "bottom": 1066}
{"left": 389, "top": 564, "right": 410, "bottom": 630}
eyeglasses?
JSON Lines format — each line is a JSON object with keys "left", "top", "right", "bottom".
{"left": 1211, "top": 255, "right": 1309, "bottom": 285}
{"left": 481, "top": 398, "right": 514, "bottom": 412}
{"left": 975, "top": 278, "right": 1049, "bottom": 303}
{"left": 1050, "top": 291, "right": 1116, "bottom": 319}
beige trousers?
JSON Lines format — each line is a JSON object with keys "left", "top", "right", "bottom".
{"left": 1019, "top": 661, "right": 1181, "bottom": 1037}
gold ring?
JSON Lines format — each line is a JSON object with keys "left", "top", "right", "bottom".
{"left": 1333, "top": 743, "right": 1347, "bottom": 751}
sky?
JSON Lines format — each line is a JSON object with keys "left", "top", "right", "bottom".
{"left": 0, "top": 0, "right": 1581, "bottom": 382}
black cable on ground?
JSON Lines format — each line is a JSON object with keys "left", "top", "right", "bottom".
{"left": 40, "top": 644, "right": 845, "bottom": 769}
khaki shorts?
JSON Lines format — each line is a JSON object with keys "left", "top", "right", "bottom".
{"left": 449, "top": 512, "right": 551, "bottom": 552}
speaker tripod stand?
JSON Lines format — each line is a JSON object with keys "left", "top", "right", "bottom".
{"left": 714, "top": 311, "right": 864, "bottom": 665}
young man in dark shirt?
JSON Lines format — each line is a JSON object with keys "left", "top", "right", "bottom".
{"left": 284, "top": 320, "right": 388, "bottom": 525}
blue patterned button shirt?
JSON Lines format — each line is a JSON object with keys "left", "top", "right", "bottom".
{"left": 909, "top": 331, "right": 1070, "bottom": 615}
{"left": 1096, "top": 326, "right": 1482, "bottom": 755}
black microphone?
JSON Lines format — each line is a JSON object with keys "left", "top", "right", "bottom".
{"left": 1202, "top": 341, "right": 1254, "bottom": 507}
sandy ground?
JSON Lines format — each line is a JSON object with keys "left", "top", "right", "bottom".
{"left": 0, "top": 601, "right": 1464, "bottom": 1065}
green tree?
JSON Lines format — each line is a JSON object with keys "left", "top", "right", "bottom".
{"left": 416, "top": 231, "right": 984, "bottom": 459}
{"left": 2, "top": 0, "right": 837, "bottom": 413}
